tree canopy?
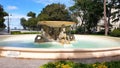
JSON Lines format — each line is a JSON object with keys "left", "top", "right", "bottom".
{"left": 0, "top": 4, "right": 8, "bottom": 30}
{"left": 21, "top": 3, "right": 73, "bottom": 30}
{"left": 27, "top": 11, "right": 36, "bottom": 18}
{"left": 106, "top": 0, "right": 120, "bottom": 23}
{"left": 70, "top": 0, "right": 103, "bottom": 33}
{"left": 20, "top": 18, "right": 27, "bottom": 29}
{"left": 37, "top": 3, "right": 72, "bottom": 21}
{"left": 20, "top": 11, "right": 37, "bottom": 30}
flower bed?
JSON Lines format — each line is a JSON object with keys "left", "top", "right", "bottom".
{"left": 40, "top": 60, "right": 120, "bottom": 68}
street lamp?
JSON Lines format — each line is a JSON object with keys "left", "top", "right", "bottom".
{"left": 7, "top": 14, "right": 12, "bottom": 33}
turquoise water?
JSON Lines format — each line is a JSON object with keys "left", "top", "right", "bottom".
{"left": 0, "top": 39, "right": 120, "bottom": 49}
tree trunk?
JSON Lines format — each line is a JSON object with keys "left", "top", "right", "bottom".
{"left": 104, "top": 0, "right": 108, "bottom": 36}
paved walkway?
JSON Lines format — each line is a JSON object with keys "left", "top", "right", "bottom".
{"left": 0, "top": 56, "right": 120, "bottom": 68}
{"left": 0, "top": 57, "right": 49, "bottom": 68}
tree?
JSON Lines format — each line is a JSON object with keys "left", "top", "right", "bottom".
{"left": 20, "top": 18, "right": 27, "bottom": 29}
{"left": 0, "top": 4, "right": 8, "bottom": 31}
{"left": 70, "top": 0, "right": 103, "bottom": 33}
{"left": 27, "top": 18, "right": 37, "bottom": 30}
{"left": 104, "top": 0, "right": 120, "bottom": 35}
{"left": 110, "top": 0, "right": 120, "bottom": 23}
{"left": 27, "top": 11, "right": 36, "bottom": 18}
{"left": 37, "top": 3, "right": 72, "bottom": 21}
{"left": 20, "top": 11, "right": 37, "bottom": 30}
{"left": 27, "top": 11, "right": 37, "bottom": 30}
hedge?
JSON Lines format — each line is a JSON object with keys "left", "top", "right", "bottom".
{"left": 11, "top": 31, "right": 40, "bottom": 34}
{"left": 110, "top": 28, "right": 120, "bottom": 37}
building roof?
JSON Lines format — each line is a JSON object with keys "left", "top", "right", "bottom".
{"left": 38, "top": 21, "right": 76, "bottom": 27}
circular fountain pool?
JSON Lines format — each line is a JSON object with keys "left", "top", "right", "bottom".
{"left": 0, "top": 34, "right": 120, "bottom": 59}
{"left": 0, "top": 35, "right": 120, "bottom": 49}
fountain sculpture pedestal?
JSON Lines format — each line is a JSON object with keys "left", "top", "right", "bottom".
{"left": 35, "top": 21, "right": 75, "bottom": 44}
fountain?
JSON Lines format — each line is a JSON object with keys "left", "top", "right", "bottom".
{"left": 0, "top": 21, "right": 120, "bottom": 59}
{"left": 35, "top": 21, "right": 75, "bottom": 44}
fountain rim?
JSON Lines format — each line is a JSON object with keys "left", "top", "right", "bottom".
{"left": 1, "top": 46, "right": 120, "bottom": 52}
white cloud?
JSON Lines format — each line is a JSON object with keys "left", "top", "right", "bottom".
{"left": 33, "top": 0, "right": 74, "bottom": 7}
{"left": 7, "top": 6, "right": 18, "bottom": 10}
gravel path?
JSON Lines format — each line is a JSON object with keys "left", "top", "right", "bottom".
{"left": 0, "top": 56, "right": 120, "bottom": 68}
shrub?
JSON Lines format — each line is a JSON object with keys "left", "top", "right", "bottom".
{"left": 92, "top": 62, "right": 107, "bottom": 68}
{"left": 40, "top": 60, "right": 120, "bottom": 68}
{"left": 21, "top": 32, "right": 39, "bottom": 34}
{"left": 110, "top": 28, "right": 120, "bottom": 37}
{"left": 11, "top": 31, "right": 21, "bottom": 34}
{"left": 105, "top": 61, "right": 120, "bottom": 68}
{"left": 97, "top": 30, "right": 105, "bottom": 35}
{"left": 69, "top": 30, "right": 76, "bottom": 34}
{"left": 11, "top": 31, "right": 40, "bottom": 34}
{"left": 0, "top": 28, "right": 4, "bottom": 31}
{"left": 76, "top": 26, "right": 85, "bottom": 34}
{"left": 40, "top": 62, "right": 56, "bottom": 68}
{"left": 40, "top": 61, "right": 109, "bottom": 68}
{"left": 40, "top": 61, "right": 74, "bottom": 68}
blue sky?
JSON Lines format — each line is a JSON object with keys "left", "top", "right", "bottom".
{"left": 0, "top": 0, "right": 74, "bottom": 29}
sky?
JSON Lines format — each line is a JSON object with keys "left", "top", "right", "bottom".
{"left": 0, "top": 0, "right": 74, "bottom": 29}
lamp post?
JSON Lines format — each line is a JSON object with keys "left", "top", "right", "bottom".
{"left": 7, "top": 14, "right": 12, "bottom": 33}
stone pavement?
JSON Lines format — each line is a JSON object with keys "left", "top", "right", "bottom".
{"left": 0, "top": 55, "right": 120, "bottom": 68}
{"left": 0, "top": 57, "right": 50, "bottom": 68}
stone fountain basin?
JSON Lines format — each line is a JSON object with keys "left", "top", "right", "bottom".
{"left": 0, "top": 34, "right": 120, "bottom": 59}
